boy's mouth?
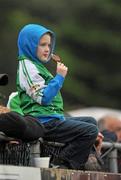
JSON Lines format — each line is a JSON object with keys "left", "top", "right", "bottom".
{"left": 43, "top": 54, "right": 49, "bottom": 58}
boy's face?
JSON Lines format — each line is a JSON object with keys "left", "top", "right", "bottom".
{"left": 37, "top": 34, "right": 51, "bottom": 62}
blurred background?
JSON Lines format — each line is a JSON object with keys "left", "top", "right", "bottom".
{"left": 0, "top": 0, "right": 121, "bottom": 112}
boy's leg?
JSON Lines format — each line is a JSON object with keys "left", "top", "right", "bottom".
{"left": 43, "top": 117, "right": 98, "bottom": 170}
{"left": 65, "top": 116, "right": 97, "bottom": 126}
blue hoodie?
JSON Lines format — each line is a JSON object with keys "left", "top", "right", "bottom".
{"left": 17, "top": 24, "right": 55, "bottom": 63}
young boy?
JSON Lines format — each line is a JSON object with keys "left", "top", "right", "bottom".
{"left": 9, "top": 24, "right": 98, "bottom": 170}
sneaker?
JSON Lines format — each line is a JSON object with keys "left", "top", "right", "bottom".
{"left": 85, "top": 153, "right": 102, "bottom": 171}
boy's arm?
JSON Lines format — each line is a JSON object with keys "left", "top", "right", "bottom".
{"left": 19, "top": 60, "right": 65, "bottom": 105}
{"left": 42, "top": 74, "right": 64, "bottom": 104}
{"left": 42, "top": 62, "right": 68, "bottom": 104}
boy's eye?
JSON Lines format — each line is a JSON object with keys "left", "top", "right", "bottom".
{"left": 40, "top": 43, "right": 46, "bottom": 46}
{"left": 40, "top": 43, "right": 51, "bottom": 47}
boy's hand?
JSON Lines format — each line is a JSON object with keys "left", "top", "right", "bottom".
{"left": 56, "top": 62, "right": 68, "bottom": 77}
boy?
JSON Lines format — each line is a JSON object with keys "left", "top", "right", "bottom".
{"left": 9, "top": 24, "right": 98, "bottom": 170}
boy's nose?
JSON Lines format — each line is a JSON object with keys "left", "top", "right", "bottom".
{"left": 45, "top": 46, "right": 50, "bottom": 52}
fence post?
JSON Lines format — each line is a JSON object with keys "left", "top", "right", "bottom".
{"left": 108, "top": 148, "right": 118, "bottom": 173}
{"left": 30, "top": 141, "right": 41, "bottom": 166}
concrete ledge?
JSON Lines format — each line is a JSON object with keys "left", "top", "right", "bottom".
{"left": 0, "top": 165, "right": 41, "bottom": 180}
{"left": 0, "top": 165, "right": 120, "bottom": 180}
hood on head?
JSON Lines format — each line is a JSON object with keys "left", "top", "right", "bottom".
{"left": 17, "top": 24, "right": 55, "bottom": 63}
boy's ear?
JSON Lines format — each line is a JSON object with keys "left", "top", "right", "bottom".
{"left": 0, "top": 74, "right": 8, "bottom": 85}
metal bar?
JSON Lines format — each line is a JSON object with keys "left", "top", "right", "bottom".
{"left": 102, "top": 142, "right": 120, "bottom": 173}
{"left": 102, "top": 142, "right": 121, "bottom": 149}
{"left": 109, "top": 149, "right": 118, "bottom": 173}
{"left": 30, "top": 141, "right": 41, "bottom": 166}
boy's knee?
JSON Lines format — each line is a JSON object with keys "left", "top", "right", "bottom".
{"left": 89, "top": 124, "right": 99, "bottom": 140}
{"left": 89, "top": 117, "right": 97, "bottom": 126}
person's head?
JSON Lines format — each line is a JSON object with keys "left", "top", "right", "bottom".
{"left": 98, "top": 115, "right": 121, "bottom": 142}
{"left": 17, "top": 24, "right": 55, "bottom": 63}
{"left": 37, "top": 32, "right": 52, "bottom": 62}
{"left": 98, "top": 115, "right": 121, "bottom": 132}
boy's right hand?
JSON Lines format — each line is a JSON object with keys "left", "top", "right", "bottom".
{"left": 56, "top": 62, "right": 68, "bottom": 77}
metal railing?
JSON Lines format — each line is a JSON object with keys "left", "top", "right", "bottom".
{"left": 102, "top": 142, "right": 121, "bottom": 173}
{"left": 0, "top": 136, "right": 120, "bottom": 174}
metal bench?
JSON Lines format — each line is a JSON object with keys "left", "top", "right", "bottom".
{"left": 0, "top": 132, "right": 65, "bottom": 168}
